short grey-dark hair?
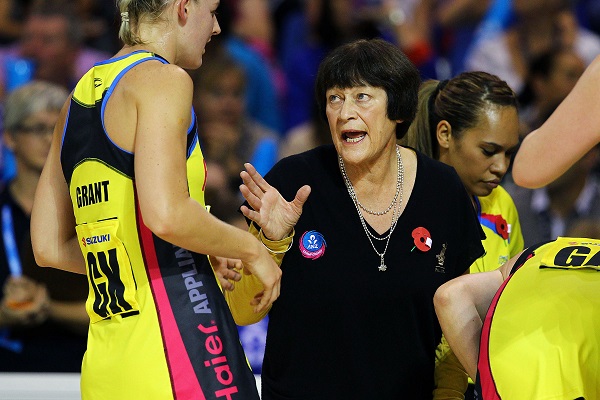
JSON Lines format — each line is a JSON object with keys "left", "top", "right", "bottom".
{"left": 315, "top": 38, "right": 421, "bottom": 140}
{"left": 4, "top": 81, "right": 69, "bottom": 132}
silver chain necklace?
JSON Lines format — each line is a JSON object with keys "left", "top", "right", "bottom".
{"left": 356, "top": 151, "right": 402, "bottom": 216}
{"left": 339, "top": 145, "right": 404, "bottom": 271}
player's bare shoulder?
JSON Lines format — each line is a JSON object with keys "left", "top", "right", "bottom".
{"left": 121, "top": 59, "right": 193, "bottom": 104}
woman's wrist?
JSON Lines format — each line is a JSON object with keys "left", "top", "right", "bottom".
{"left": 258, "top": 227, "right": 294, "bottom": 254}
{"left": 261, "top": 227, "right": 293, "bottom": 242}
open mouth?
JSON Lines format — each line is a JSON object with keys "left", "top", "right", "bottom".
{"left": 343, "top": 131, "right": 366, "bottom": 143}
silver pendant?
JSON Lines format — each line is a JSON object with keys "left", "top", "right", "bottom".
{"left": 378, "top": 256, "right": 387, "bottom": 271}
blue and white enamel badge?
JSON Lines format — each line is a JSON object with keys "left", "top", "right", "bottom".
{"left": 299, "top": 230, "right": 326, "bottom": 260}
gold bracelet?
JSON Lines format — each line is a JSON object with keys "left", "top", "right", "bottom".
{"left": 258, "top": 227, "right": 294, "bottom": 254}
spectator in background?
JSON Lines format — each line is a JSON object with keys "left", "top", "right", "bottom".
{"left": 512, "top": 55, "right": 600, "bottom": 189}
{"left": 0, "top": 0, "right": 34, "bottom": 45}
{"left": 0, "top": 80, "right": 88, "bottom": 372}
{"left": 190, "top": 50, "right": 280, "bottom": 228}
{"left": 0, "top": 0, "right": 111, "bottom": 99}
{"left": 270, "top": 0, "right": 303, "bottom": 59}
{"left": 227, "top": 0, "right": 286, "bottom": 97}
{"left": 434, "top": 0, "right": 518, "bottom": 79}
{"left": 378, "top": 0, "right": 440, "bottom": 79}
{"left": 465, "top": 0, "right": 600, "bottom": 95}
{"left": 0, "top": 0, "right": 112, "bottom": 183}
{"left": 517, "top": 47, "right": 585, "bottom": 136}
{"left": 577, "top": 0, "right": 600, "bottom": 36}
{"left": 73, "top": 0, "right": 120, "bottom": 54}
{"left": 280, "top": 0, "right": 382, "bottom": 132}
{"left": 506, "top": 58, "right": 600, "bottom": 247}
{"left": 0, "top": 0, "right": 119, "bottom": 53}
{"left": 279, "top": 0, "right": 444, "bottom": 134}
{"left": 505, "top": 144, "right": 600, "bottom": 247}
{"left": 279, "top": 102, "right": 331, "bottom": 159}
{"left": 217, "top": 0, "right": 284, "bottom": 135}
{"left": 434, "top": 0, "right": 492, "bottom": 75}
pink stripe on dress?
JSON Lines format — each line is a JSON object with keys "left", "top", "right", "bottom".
{"left": 137, "top": 208, "right": 206, "bottom": 400}
{"left": 478, "top": 270, "right": 518, "bottom": 400}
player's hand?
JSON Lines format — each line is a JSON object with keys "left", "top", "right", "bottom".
{"left": 242, "top": 243, "right": 282, "bottom": 313}
{"left": 209, "top": 255, "right": 242, "bottom": 291}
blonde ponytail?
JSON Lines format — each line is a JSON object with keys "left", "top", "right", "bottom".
{"left": 116, "top": 0, "right": 173, "bottom": 46}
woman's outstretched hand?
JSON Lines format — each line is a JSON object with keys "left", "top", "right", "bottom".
{"left": 240, "top": 163, "right": 311, "bottom": 240}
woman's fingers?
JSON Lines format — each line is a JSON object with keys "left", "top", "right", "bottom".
{"left": 253, "top": 281, "right": 280, "bottom": 314}
{"left": 291, "top": 185, "right": 311, "bottom": 214}
{"left": 239, "top": 205, "right": 261, "bottom": 225}
{"left": 239, "top": 184, "right": 262, "bottom": 214}
{"left": 223, "top": 268, "right": 242, "bottom": 282}
{"left": 210, "top": 256, "right": 243, "bottom": 291}
{"left": 244, "top": 163, "right": 271, "bottom": 193}
{"left": 248, "top": 256, "right": 282, "bottom": 313}
{"left": 240, "top": 170, "right": 263, "bottom": 200}
{"left": 250, "top": 291, "right": 264, "bottom": 306}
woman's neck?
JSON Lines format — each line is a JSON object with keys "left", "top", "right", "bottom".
{"left": 345, "top": 147, "right": 398, "bottom": 194}
{"left": 119, "top": 21, "right": 176, "bottom": 63}
{"left": 342, "top": 146, "right": 400, "bottom": 218}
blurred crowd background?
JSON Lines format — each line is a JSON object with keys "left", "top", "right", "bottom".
{"left": 2, "top": 0, "right": 600, "bottom": 374}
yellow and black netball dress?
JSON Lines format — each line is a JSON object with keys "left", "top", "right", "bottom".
{"left": 477, "top": 237, "right": 600, "bottom": 400}
{"left": 61, "top": 51, "right": 259, "bottom": 400}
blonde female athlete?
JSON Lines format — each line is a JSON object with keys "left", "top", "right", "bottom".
{"left": 30, "top": 1, "right": 282, "bottom": 399}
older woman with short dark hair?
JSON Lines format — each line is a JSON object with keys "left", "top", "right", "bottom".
{"left": 229, "top": 38, "right": 485, "bottom": 399}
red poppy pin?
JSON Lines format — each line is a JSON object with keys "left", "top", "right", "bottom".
{"left": 411, "top": 227, "right": 432, "bottom": 252}
{"left": 495, "top": 216, "right": 509, "bottom": 240}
